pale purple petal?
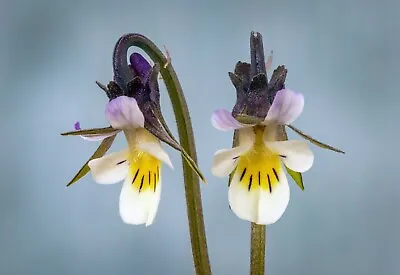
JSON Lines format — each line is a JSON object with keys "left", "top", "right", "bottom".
{"left": 264, "top": 89, "right": 304, "bottom": 125}
{"left": 74, "top": 121, "right": 120, "bottom": 141}
{"left": 211, "top": 109, "right": 250, "bottom": 131}
{"left": 105, "top": 96, "right": 145, "bottom": 129}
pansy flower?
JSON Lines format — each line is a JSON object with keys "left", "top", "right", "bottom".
{"left": 62, "top": 52, "right": 204, "bottom": 226}
{"left": 211, "top": 32, "right": 343, "bottom": 225}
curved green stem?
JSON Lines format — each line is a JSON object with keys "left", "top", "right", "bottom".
{"left": 113, "top": 33, "right": 211, "bottom": 275}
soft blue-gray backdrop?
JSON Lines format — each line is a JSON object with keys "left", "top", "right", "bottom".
{"left": 1, "top": 0, "right": 399, "bottom": 274}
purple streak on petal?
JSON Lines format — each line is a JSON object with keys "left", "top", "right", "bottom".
{"left": 211, "top": 109, "right": 250, "bottom": 131}
{"left": 130, "top": 53, "right": 151, "bottom": 79}
{"left": 264, "top": 89, "right": 304, "bottom": 125}
{"left": 74, "top": 121, "right": 81, "bottom": 130}
{"left": 105, "top": 96, "right": 145, "bottom": 129}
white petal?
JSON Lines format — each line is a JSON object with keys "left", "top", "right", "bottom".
{"left": 264, "top": 89, "right": 304, "bottom": 125}
{"left": 211, "top": 128, "right": 255, "bottom": 177}
{"left": 145, "top": 173, "right": 162, "bottom": 226}
{"left": 119, "top": 170, "right": 162, "bottom": 226}
{"left": 228, "top": 167, "right": 290, "bottom": 225}
{"left": 80, "top": 131, "right": 119, "bottom": 141}
{"left": 228, "top": 177, "right": 259, "bottom": 223}
{"left": 105, "top": 96, "right": 145, "bottom": 129}
{"left": 88, "top": 150, "right": 129, "bottom": 184}
{"left": 211, "top": 147, "right": 243, "bottom": 177}
{"left": 265, "top": 140, "right": 314, "bottom": 172}
{"left": 211, "top": 109, "right": 249, "bottom": 131}
{"left": 257, "top": 171, "right": 290, "bottom": 225}
{"left": 137, "top": 142, "right": 173, "bottom": 169}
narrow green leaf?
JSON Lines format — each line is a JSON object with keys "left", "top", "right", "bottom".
{"left": 287, "top": 124, "right": 345, "bottom": 154}
{"left": 61, "top": 126, "right": 118, "bottom": 136}
{"left": 66, "top": 135, "right": 116, "bottom": 187}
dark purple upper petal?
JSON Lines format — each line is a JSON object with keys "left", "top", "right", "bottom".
{"left": 129, "top": 53, "right": 152, "bottom": 80}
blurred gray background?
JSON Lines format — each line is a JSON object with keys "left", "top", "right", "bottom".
{"left": 1, "top": 0, "right": 399, "bottom": 274}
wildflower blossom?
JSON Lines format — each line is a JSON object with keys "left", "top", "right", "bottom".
{"left": 212, "top": 89, "right": 313, "bottom": 224}
{"left": 63, "top": 53, "right": 198, "bottom": 225}
{"left": 211, "top": 32, "right": 342, "bottom": 224}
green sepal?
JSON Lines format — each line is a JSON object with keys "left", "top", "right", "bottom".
{"left": 287, "top": 124, "right": 345, "bottom": 154}
{"left": 180, "top": 149, "right": 207, "bottom": 184}
{"left": 285, "top": 165, "right": 304, "bottom": 190}
{"left": 66, "top": 135, "right": 116, "bottom": 187}
{"left": 61, "top": 126, "right": 117, "bottom": 136}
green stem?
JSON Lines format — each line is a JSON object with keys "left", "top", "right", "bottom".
{"left": 250, "top": 223, "right": 266, "bottom": 275}
{"left": 114, "top": 34, "right": 211, "bottom": 275}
